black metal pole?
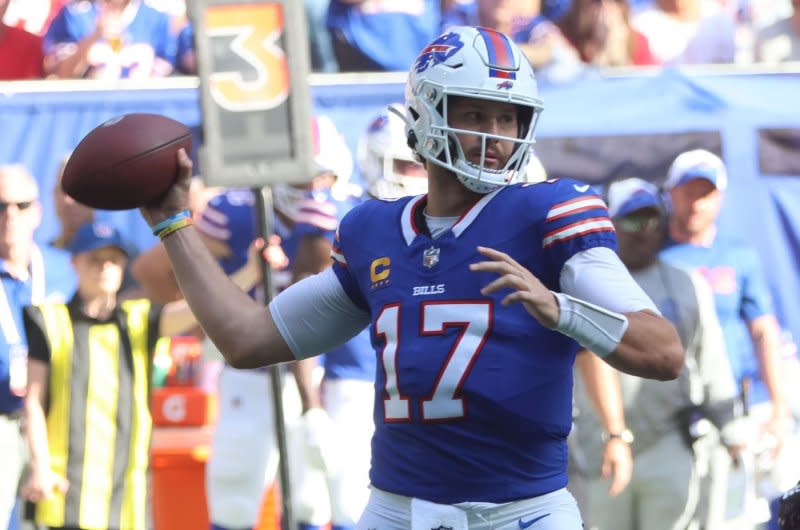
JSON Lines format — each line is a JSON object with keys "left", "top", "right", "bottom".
{"left": 253, "top": 185, "right": 295, "bottom": 530}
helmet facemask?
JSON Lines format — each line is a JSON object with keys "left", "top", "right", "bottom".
{"left": 403, "top": 83, "right": 542, "bottom": 194}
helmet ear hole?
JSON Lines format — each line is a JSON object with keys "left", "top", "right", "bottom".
{"left": 517, "top": 106, "right": 534, "bottom": 139}
{"left": 407, "top": 130, "right": 418, "bottom": 150}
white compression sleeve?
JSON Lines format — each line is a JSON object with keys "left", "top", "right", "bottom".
{"left": 554, "top": 247, "right": 660, "bottom": 357}
{"left": 560, "top": 247, "right": 659, "bottom": 314}
{"left": 269, "top": 268, "right": 371, "bottom": 360}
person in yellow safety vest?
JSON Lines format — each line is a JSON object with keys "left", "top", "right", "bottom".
{"left": 19, "top": 221, "right": 268, "bottom": 530}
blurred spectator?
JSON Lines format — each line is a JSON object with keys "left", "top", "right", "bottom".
{"left": 440, "top": 0, "right": 582, "bottom": 81}
{"left": 441, "top": 0, "right": 477, "bottom": 28}
{"left": 754, "top": 0, "right": 800, "bottom": 62}
{"left": 443, "top": 0, "right": 573, "bottom": 28}
{"left": 173, "top": 21, "right": 195, "bottom": 75}
{"left": 131, "top": 176, "right": 220, "bottom": 304}
{"left": 44, "top": 0, "right": 176, "bottom": 79}
{"left": 557, "top": 0, "right": 657, "bottom": 66}
{"left": 473, "top": 0, "right": 585, "bottom": 82}
{"left": 149, "top": 0, "right": 187, "bottom": 35}
{"left": 307, "top": 0, "right": 338, "bottom": 72}
{"left": 45, "top": 154, "right": 93, "bottom": 304}
{"left": 2, "top": 0, "right": 68, "bottom": 36}
{"left": 326, "top": 0, "right": 442, "bottom": 71}
{"left": 576, "top": 178, "right": 746, "bottom": 530}
{"left": 0, "top": 166, "right": 49, "bottom": 530}
{"left": 51, "top": 155, "right": 93, "bottom": 252}
{"left": 631, "top": 0, "right": 737, "bottom": 64}
{"left": 0, "top": 0, "right": 45, "bottom": 80}
{"left": 21, "top": 221, "right": 214, "bottom": 530}
{"left": 572, "top": 350, "right": 633, "bottom": 523}
{"left": 661, "top": 149, "right": 798, "bottom": 528}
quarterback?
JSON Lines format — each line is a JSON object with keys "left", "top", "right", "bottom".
{"left": 140, "top": 26, "right": 683, "bottom": 530}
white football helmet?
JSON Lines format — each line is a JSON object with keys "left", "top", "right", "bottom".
{"left": 273, "top": 115, "right": 355, "bottom": 218}
{"left": 399, "top": 26, "right": 544, "bottom": 194}
{"left": 358, "top": 103, "right": 428, "bottom": 199}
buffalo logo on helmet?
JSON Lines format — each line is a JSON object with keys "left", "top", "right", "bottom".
{"left": 414, "top": 32, "right": 464, "bottom": 73}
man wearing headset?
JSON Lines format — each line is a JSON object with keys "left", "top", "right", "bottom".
{"left": 574, "top": 178, "right": 746, "bottom": 530}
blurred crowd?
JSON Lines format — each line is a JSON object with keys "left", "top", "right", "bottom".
{"left": 1, "top": 0, "right": 799, "bottom": 83}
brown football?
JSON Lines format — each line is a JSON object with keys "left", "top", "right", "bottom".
{"left": 62, "top": 113, "right": 192, "bottom": 210}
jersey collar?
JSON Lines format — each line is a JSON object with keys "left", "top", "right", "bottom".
{"left": 400, "top": 188, "right": 503, "bottom": 246}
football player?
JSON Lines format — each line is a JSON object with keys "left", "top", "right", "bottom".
{"left": 780, "top": 481, "right": 800, "bottom": 530}
{"left": 278, "top": 116, "right": 376, "bottom": 530}
{"left": 358, "top": 103, "right": 428, "bottom": 200}
{"left": 202, "top": 115, "right": 372, "bottom": 530}
{"left": 141, "top": 26, "right": 683, "bottom": 530}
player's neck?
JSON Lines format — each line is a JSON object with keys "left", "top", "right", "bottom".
{"left": 80, "top": 292, "right": 118, "bottom": 320}
{"left": 426, "top": 172, "right": 482, "bottom": 217}
{"left": 669, "top": 220, "right": 716, "bottom": 246}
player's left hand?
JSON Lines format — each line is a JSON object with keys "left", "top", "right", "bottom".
{"left": 302, "top": 407, "right": 336, "bottom": 473}
{"left": 762, "top": 410, "right": 791, "bottom": 458}
{"left": 602, "top": 438, "right": 632, "bottom": 497}
{"left": 469, "top": 246, "right": 559, "bottom": 328}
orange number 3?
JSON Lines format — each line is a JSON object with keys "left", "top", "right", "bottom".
{"left": 205, "top": 4, "right": 290, "bottom": 112}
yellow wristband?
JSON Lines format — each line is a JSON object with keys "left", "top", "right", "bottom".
{"left": 156, "top": 216, "right": 193, "bottom": 239}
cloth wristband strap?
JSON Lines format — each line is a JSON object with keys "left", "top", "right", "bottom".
{"left": 156, "top": 217, "right": 193, "bottom": 239}
{"left": 151, "top": 210, "right": 192, "bottom": 238}
{"left": 551, "top": 291, "right": 629, "bottom": 358}
{"left": 151, "top": 210, "right": 191, "bottom": 234}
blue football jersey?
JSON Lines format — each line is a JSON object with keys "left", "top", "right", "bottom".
{"left": 330, "top": 180, "right": 616, "bottom": 503}
{"left": 199, "top": 188, "right": 372, "bottom": 376}
{"left": 327, "top": 0, "right": 441, "bottom": 71}
{"left": 661, "top": 237, "right": 775, "bottom": 405}
{"left": 197, "top": 188, "right": 340, "bottom": 294}
{"left": 292, "top": 191, "right": 376, "bottom": 383}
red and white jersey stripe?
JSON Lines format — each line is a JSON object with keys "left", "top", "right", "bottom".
{"left": 543, "top": 194, "right": 613, "bottom": 249}
{"left": 295, "top": 197, "right": 338, "bottom": 232}
{"left": 545, "top": 196, "right": 607, "bottom": 222}
{"left": 543, "top": 217, "right": 615, "bottom": 248}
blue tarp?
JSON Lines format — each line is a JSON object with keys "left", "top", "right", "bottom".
{"left": 0, "top": 71, "right": 798, "bottom": 342}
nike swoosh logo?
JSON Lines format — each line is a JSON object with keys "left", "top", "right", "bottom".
{"left": 519, "top": 513, "right": 551, "bottom": 529}
{"left": 573, "top": 184, "right": 590, "bottom": 192}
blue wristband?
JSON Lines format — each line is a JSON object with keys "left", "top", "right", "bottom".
{"left": 151, "top": 210, "right": 191, "bottom": 236}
